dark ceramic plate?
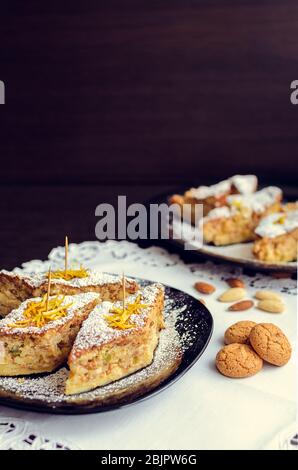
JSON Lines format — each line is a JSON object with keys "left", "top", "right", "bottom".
{"left": 0, "top": 280, "right": 213, "bottom": 414}
{"left": 146, "top": 186, "right": 297, "bottom": 273}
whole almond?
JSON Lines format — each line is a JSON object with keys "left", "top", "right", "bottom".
{"left": 226, "top": 278, "right": 245, "bottom": 288}
{"left": 219, "top": 287, "right": 246, "bottom": 303}
{"left": 228, "top": 300, "right": 254, "bottom": 311}
{"left": 255, "top": 290, "right": 283, "bottom": 303}
{"left": 257, "top": 299, "right": 284, "bottom": 314}
{"left": 198, "top": 298, "right": 206, "bottom": 305}
{"left": 194, "top": 282, "right": 215, "bottom": 295}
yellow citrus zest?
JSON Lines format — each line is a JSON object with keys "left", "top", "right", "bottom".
{"left": 104, "top": 295, "right": 148, "bottom": 330}
{"left": 232, "top": 200, "right": 243, "bottom": 210}
{"left": 8, "top": 295, "right": 73, "bottom": 329}
{"left": 50, "top": 266, "right": 89, "bottom": 281}
{"left": 274, "top": 216, "right": 285, "bottom": 225}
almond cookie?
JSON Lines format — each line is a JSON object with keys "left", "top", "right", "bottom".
{"left": 216, "top": 343, "right": 263, "bottom": 378}
{"left": 224, "top": 321, "right": 257, "bottom": 345}
{"left": 249, "top": 323, "right": 292, "bottom": 366}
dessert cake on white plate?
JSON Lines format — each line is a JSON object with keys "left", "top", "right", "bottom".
{"left": 0, "top": 292, "right": 100, "bottom": 376}
{"left": 253, "top": 209, "right": 298, "bottom": 263}
{"left": 282, "top": 201, "right": 298, "bottom": 212}
{"left": 66, "top": 283, "right": 165, "bottom": 395}
{"left": 202, "top": 186, "right": 282, "bottom": 246}
{"left": 169, "top": 174, "right": 258, "bottom": 221}
{"left": 0, "top": 270, "right": 138, "bottom": 317}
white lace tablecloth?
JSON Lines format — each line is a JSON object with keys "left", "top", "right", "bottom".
{"left": 0, "top": 241, "right": 297, "bottom": 450}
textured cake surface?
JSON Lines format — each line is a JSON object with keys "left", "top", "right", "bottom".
{"left": 202, "top": 186, "right": 282, "bottom": 246}
{"left": 0, "top": 270, "right": 138, "bottom": 317}
{"left": 0, "top": 293, "right": 100, "bottom": 376}
{"left": 253, "top": 210, "right": 298, "bottom": 262}
{"left": 66, "top": 283, "right": 165, "bottom": 395}
{"left": 169, "top": 175, "right": 258, "bottom": 220}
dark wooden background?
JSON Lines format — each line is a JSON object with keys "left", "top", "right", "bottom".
{"left": 0, "top": 1, "right": 298, "bottom": 268}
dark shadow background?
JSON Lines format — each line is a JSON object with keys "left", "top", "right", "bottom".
{"left": 0, "top": 1, "right": 298, "bottom": 268}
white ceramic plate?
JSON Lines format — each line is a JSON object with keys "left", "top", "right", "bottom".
{"left": 169, "top": 217, "right": 297, "bottom": 272}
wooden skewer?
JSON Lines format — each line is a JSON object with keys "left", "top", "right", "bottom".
{"left": 46, "top": 266, "right": 52, "bottom": 312}
{"left": 122, "top": 272, "right": 125, "bottom": 312}
{"left": 65, "top": 235, "right": 68, "bottom": 274}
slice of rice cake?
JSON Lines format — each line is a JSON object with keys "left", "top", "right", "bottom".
{"left": 0, "top": 292, "right": 100, "bottom": 376}
{"left": 66, "top": 283, "right": 165, "bottom": 395}
{"left": 0, "top": 270, "right": 138, "bottom": 317}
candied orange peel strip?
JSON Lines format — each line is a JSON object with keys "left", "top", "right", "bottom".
{"left": 8, "top": 294, "right": 73, "bottom": 328}
{"left": 104, "top": 295, "right": 148, "bottom": 330}
{"left": 231, "top": 200, "right": 243, "bottom": 209}
{"left": 50, "top": 265, "right": 89, "bottom": 281}
{"left": 274, "top": 216, "right": 286, "bottom": 225}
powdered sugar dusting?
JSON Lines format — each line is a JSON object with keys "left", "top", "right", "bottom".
{"left": 204, "top": 186, "right": 282, "bottom": 221}
{"left": 231, "top": 175, "right": 257, "bottom": 195}
{"left": 203, "top": 206, "right": 231, "bottom": 221}
{"left": 255, "top": 210, "right": 298, "bottom": 238}
{"left": 0, "top": 286, "right": 205, "bottom": 407}
{"left": 72, "top": 284, "right": 164, "bottom": 352}
{"left": 227, "top": 186, "right": 282, "bottom": 214}
{"left": 189, "top": 179, "right": 231, "bottom": 200}
{"left": 189, "top": 174, "right": 257, "bottom": 199}
{"left": 0, "top": 269, "right": 134, "bottom": 289}
{"left": 0, "top": 292, "right": 100, "bottom": 335}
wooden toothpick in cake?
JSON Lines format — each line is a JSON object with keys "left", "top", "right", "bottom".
{"left": 65, "top": 235, "right": 69, "bottom": 274}
{"left": 46, "top": 266, "right": 52, "bottom": 312}
{"left": 122, "top": 272, "right": 125, "bottom": 312}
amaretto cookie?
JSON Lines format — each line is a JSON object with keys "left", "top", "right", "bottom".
{"left": 249, "top": 323, "right": 292, "bottom": 366}
{"left": 216, "top": 343, "right": 263, "bottom": 378}
{"left": 224, "top": 321, "right": 257, "bottom": 345}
